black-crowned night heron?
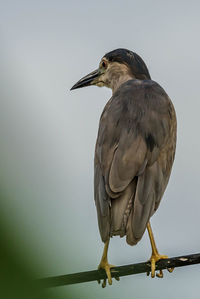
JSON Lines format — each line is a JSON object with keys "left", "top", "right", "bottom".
{"left": 71, "top": 48, "right": 177, "bottom": 287}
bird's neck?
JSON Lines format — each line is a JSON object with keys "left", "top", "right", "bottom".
{"left": 111, "top": 74, "right": 135, "bottom": 94}
{"left": 105, "top": 63, "right": 135, "bottom": 94}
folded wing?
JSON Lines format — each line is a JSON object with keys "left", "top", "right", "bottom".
{"left": 94, "top": 80, "right": 176, "bottom": 244}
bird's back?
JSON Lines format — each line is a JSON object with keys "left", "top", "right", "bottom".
{"left": 94, "top": 79, "right": 176, "bottom": 245}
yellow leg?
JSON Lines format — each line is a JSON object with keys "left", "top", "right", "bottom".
{"left": 98, "top": 239, "right": 116, "bottom": 288}
{"left": 147, "top": 222, "right": 173, "bottom": 278}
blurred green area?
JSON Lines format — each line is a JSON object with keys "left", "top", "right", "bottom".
{"left": 0, "top": 193, "right": 73, "bottom": 299}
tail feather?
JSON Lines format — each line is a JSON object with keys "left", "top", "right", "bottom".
{"left": 110, "top": 179, "right": 137, "bottom": 237}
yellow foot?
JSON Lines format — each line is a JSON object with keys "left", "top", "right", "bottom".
{"left": 147, "top": 254, "right": 174, "bottom": 278}
{"left": 98, "top": 261, "right": 116, "bottom": 288}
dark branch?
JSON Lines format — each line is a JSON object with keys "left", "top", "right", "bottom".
{"left": 39, "top": 253, "right": 200, "bottom": 288}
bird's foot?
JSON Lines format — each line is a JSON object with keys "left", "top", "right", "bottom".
{"left": 147, "top": 253, "right": 174, "bottom": 278}
{"left": 98, "top": 260, "right": 118, "bottom": 288}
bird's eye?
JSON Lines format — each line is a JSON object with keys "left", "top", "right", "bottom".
{"left": 101, "top": 61, "right": 107, "bottom": 68}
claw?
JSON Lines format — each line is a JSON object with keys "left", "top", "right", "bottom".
{"left": 148, "top": 254, "right": 171, "bottom": 278}
{"left": 98, "top": 261, "right": 115, "bottom": 286}
{"left": 102, "top": 278, "right": 106, "bottom": 288}
{"left": 167, "top": 267, "right": 174, "bottom": 273}
{"left": 115, "top": 276, "right": 120, "bottom": 281}
{"left": 156, "top": 270, "right": 163, "bottom": 278}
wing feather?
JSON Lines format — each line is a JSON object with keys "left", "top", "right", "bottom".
{"left": 94, "top": 79, "right": 176, "bottom": 243}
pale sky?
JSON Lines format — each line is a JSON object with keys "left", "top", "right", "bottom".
{"left": 1, "top": 1, "right": 200, "bottom": 298}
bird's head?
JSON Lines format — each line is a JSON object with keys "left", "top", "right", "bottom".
{"left": 71, "top": 49, "right": 151, "bottom": 93}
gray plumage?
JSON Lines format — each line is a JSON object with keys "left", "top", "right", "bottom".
{"left": 94, "top": 79, "right": 176, "bottom": 245}
{"left": 71, "top": 48, "right": 177, "bottom": 247}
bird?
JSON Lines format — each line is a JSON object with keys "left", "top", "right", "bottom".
{"left": 71, "top": 48, "right": 177, "bottom": 287}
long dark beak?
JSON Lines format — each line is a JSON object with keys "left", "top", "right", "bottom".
{"left": 70, "top": 69, "right": 100, "bottom": 90}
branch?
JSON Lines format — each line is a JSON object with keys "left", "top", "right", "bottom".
{"left": 39, "top": 253, "right": 200, "bottom": 288}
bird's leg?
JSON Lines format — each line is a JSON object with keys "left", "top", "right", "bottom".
{"left": 147, "top": 222, "right": 174, "bottom": 278}
{"left": 98, "top": 239, "right": 116, "bottom": 287}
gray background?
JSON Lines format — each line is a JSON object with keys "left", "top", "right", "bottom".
{"left": 1, "top": 0, "right": 200, "bottom": 298}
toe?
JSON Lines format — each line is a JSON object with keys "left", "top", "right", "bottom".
{"left": 167, "top": 267, "right": 174, "bottom": 273}
{"left": 102, "top": 279, "right": 106, "bottom": 288}
{"left": 159, "top": 255, "right": 168, "bottom": 259}
{"left": 148, "top": 254, "right": 173, "bottom": 279}
{"left": 151, "top": 259, "right": 156, "bottom": 278}
{"left": 105, "top": 265, "right": 112, "bottom": 285}
{"left": 115, "top": 276, "right": 120, "bottom": 281}
{"left": 98, "top": 262, "right": 115, "bottom": 287}
{"left": 156, "top": 270, "right": 163, "bottom": 278}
